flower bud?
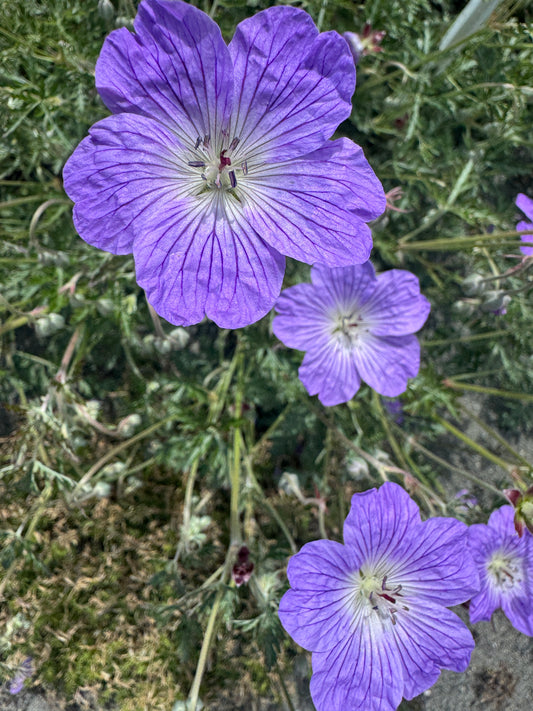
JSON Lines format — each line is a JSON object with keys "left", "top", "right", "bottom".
{"left": 462, "top": 272, "right": 485, "bottom": 296}
{"left": 98, "top": 0, "right": 115, "bottom": 22}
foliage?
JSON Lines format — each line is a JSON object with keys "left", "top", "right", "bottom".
{"left": 1, "top": 0, "right": 532, "bottom": 709}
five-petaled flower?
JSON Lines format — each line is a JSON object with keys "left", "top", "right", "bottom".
{"left": 63, "top": 0, "right": 385, "bottom": 329}
{"left": 272, "top": 262, "right": 430, "bottom": 406}
{"left": 279, "top": 482, "right": 479, "bottom": 711}
{"left": 516, "top": 193, "right": 533, "bottom": 256}
{"left": 468, "top": 505, "right": 533, "bottom": 636}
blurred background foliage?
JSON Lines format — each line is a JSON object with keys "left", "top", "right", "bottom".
{"left": 0, "top": 0, "right": 532, "bottom": 709}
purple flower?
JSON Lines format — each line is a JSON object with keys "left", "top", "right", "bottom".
{"left": 8, "top": 657, "right": 33, "bottom": 695}
{"left": 278, "top": 482, "right": 479, "bottom": 711}
{"left": 63, "top": 0, "right": 385, "bottom": 329}
{"left": 272, "top": 262, "right": 430, "bottom": 406}
{"left": 468, "top": 505, "right": 533, "bottom": 636}
{"left": 516, "top": 193, "right": 533, "bottom": 256}
{"left": 383, "top": 397, "right": 404, "bottom": 424}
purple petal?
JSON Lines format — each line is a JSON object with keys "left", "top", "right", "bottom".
{"left": 133, "top": 193, "right": 285, "bottom": 328}
{"left": 468, "top": 521, "right": 506, "bottom": 624}
{"left": 96, "top": 0, "right": 233, "bottom": 141}
{"left": 487, "top": 504, "right": 517, "bottom": 536}
{"left": 352, "top": 333, "right": 421, "bottom": 397}
{"left": 272, "top": 283, "right": 332, "bottom": 351}
{"left": 361, "top": 269, "right": 431, "bottom": 336}
{"left": 310, "top": 627, "right": 402, "bottom": 711}
{"left": 343, "top": 483, "right": 421, "bottom": 564}
{"left": 63, "top": 113, "right": 186, "bottom": 255}
{"left": 393, "top": 604, "right": 474, "bottom": 699}
{"left": 243, "top": 142, "right": 377, "bottom": 267}
{"left": 298, "top": 345, "right": 362, "bottom": 406}
{"left": 279, "top": 540, "right": 361, "bottom": 652}
{"left": 518, "top": 228, "right": 533, "bottom": 256}
{"left": 399, "top": 517, "right": 480, "bottom": 606}
{"left": 310, "top": 261, "right": 377, "bottom": 306}
{"left": 469, "top": 577, "right": 500, "bottom": 624}
{"left": 228, "top": 6, "right": 355, "bottom": 161}
{"left": 502, "top": 593, "right": 533, "bottom": 636}
{"left": 516, "top": 192, "right": 533, "bottom": 221}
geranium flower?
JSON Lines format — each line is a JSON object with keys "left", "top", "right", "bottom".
{"left": 516, "top": 193, "right": 533, "bottom": 256}
{"left": 272, "top": 262, "right": 430, "bottom": 406}
{"left": 278, "top": 482, "right": 479, "bottom": 711}
{"left": 63, "top": 0, "right": 385, "bottom": 328}
{"left": 468, "top": 505, "right": 533, "bottom": 636}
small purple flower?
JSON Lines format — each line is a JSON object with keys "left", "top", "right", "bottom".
{"left": 63, "top": 0, "right": 385, "bottom": 328}
{"left": 279, "top": 482, "right": 479, "bottom": 711}
{"left": 383, "top": 397, "right": 404, "bottom": 424}
{"left": 8, "top": 657, "right": 33, "bottom": 695}
{"left": 516, "top": 193, "right": 533, "bottom": 256}
{"left": 272, "top": 262, "right": 430, "bottom": 406}
{"left": 468, "top": 505, "right": 533, "bottom": 636}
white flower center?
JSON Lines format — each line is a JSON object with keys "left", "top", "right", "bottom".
{"left": 186, "top": 135, "right": 248, "bottom": 193}
{"left": 354, "top": 570, "right": 408, "bottom": 626}
{"left": 487, "top": 551, "right": 522, "bottom": 591}
{"left": 331, "top": 309, "right": 372, "bottom": 349}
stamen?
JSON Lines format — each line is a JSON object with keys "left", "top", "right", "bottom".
{"left": 241, "top": 161, "right": 248, "bottom": 175}
{"left": 188, "top": 161, "right": 206, "bottom": 168}
{"left": 229, "top": 136, "right": 240, "bottom": 151}
{"left": 194, "top": 136, "right": 201, "bottom": 150}
{"left": 229, "top": 170, "right": 237, "bottom": 188}
{"left": 203, "top": 134, "right": 210, "bottom": 149}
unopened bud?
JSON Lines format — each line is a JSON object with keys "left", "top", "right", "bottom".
{"left": 462, "top": 273, "right": 485, "bottom": 296}
{"left": 98, "top": 0, "right": 115, "bottom": 22}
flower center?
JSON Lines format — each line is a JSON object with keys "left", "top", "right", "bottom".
{"left": 187, "top": 135, "right": 248, "bottom": 192}
{"left": 331, "top": 310, "right": 371, "bottom": 348}
{"left": 357, "top": 571, "right": 408, "bottom": 625}
{"left": 487, "top": 551, "right": 522, "bottom": 591}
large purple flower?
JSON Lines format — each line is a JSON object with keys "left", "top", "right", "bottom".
{"left": 468, "top": 505, "right": 533, "bottom": 636}
{"left": 279, "top": 482, "right": 479, "bottom": 711}
{"left": 272, "top": 262, "right": 430, "bottom": 406}
{"left": 516, "top": 193, "right": 533, "bottom": 256}
{"left": 63, "top": 0, "right": 385, "bottom": 328}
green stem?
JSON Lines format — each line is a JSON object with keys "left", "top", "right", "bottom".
{"left": 250, "top": 403, "right": 291, "bottom": 458}
{"left": 399, "top": 229, "right": 527, "bottom": 251}
{"left": 230, "top": 428, "right": 242, "bottom": 545}
{"left": 424, "top": 330, "right": 507, "bottom": 347}
{"left": 443, "top": 379, "right": 533, "bottom": 403}
{"left": 459, "top": 404, "right": 533, "bottom": 471}
{"left": 433, "top": 414, "right": 514, "bottom": 473}
{"left": 174, "top": 459, "right": 200, "bottom": 564}
{"left": 70, "top": 414, "right": 182, "bottom": 498}
{"left": 403, "top": 434, "right": 506, "bottom": 499}
{"left": 187, "top": 585, "right": 224, "bottom": 711}
{"left": 316, "top": 0, "right": 328, "bottom": 31}
{"left": 0, "top": 195, "right": 47, "bottom": 210}
{"left": 275, "top": 659, "right": 297, "bottom": 711}
{"left": 372, "top": 392, "right": 410, "bottom": 472}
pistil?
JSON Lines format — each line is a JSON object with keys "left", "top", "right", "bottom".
{"left": 187, "top": 135, "right": 244, "bottom": 192}
{"left": 358, "top": 571, "right": 409, "bottom": 626}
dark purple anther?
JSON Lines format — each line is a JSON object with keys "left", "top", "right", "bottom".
{"left": 229, "top": 170, "right": 237, "bottom": 188}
